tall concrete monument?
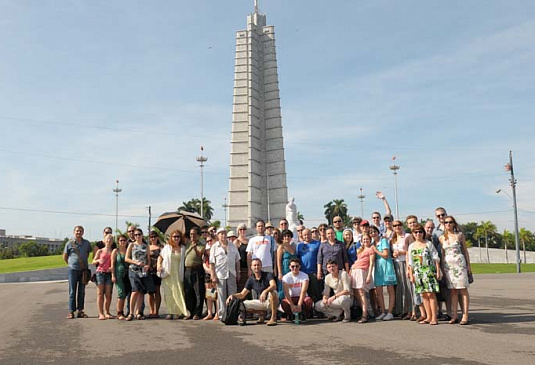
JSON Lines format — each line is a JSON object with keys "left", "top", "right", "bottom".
{"left": 227, "top": 1, "right": 288, "bottom": 229}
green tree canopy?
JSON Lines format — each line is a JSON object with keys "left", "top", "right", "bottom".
{"left": 324, "top": 199, "right": 349, "bottom": 226}
{"left": 178, "top": 198, "right": 214, "bottom": 221}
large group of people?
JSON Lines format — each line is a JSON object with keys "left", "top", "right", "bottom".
{"left": 63, "top": 196, "right": 472, "bottom": 327}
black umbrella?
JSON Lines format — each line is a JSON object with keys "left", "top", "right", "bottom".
{"left": 153, "top": 210, "right": 207, "bottom": 236}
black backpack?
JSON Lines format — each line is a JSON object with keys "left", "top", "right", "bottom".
{"left": 222, "top": 297, "right": 245, "bottom": 325}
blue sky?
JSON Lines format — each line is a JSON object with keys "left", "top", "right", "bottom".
{"left": 1, "top": 0, "right": 534, "bottom": 241}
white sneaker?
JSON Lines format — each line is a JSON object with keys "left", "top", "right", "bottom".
{"left": 383, "top": 313, "right": 394, "bottom": 321}
{"left": 376, "top": 313, "right": 386, "bottom": 320}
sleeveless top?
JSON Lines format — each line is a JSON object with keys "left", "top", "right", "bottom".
{"left": 96, "top": 249, "right": 112, "bottom": 273}
{"left": 149, "top": 247, "right": 161, "bottom": 273}
{"left": 130, "top": 243, "right": 147, "bottom": 274}
{"left": 115, "top": 251, "right": 127, "bottom": 275}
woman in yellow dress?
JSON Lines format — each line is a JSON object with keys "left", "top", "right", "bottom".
{"left": 157, "top": 229, "right": 190, "bottom": 319}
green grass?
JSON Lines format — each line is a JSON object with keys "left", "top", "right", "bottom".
{"left": 471, "top": 263, "right": 535, "bottom": 274}
{"left": 0, "top": 255, "right": 66, "bottom": 274}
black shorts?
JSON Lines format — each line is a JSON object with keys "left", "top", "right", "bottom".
{"left": 129, "top": 270, "right": 156, "bottom": 294}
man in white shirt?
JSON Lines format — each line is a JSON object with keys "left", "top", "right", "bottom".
{"left": 281, "top": 259, "right": 313, "bottom": 320}
{"left": 315, "top": 260, "right": 352, "bottom": 323}
{"left": 209, "top": 228, "right": 240, "bottom": 320}
{"left": 246, "top": 220, "right": 275, "bottom": 275}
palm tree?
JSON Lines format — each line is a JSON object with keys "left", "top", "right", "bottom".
{"left": 323, "top": 199, "right": 349, "bottom": 226}
{"left": 178, "top": 198, "right": 214, "bottom": 221}
{"left": 519, "top": 228, "right": 532, "bottom": 263}
{"left": 503, "top": 229, "right": 513, "bottom": 264}
{"left": 475, "top": 221, "right": 497, "bottom": 263}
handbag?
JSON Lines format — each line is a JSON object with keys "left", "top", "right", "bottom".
{"left": 73, "top": 241, "right": 91, "bottom": 285}
{"left": 468, "top": 272, "right": 474, "bottom": 284}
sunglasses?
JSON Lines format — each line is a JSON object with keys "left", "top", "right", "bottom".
{"left": 319, "top": 228, "right": 326, "bottom": 231}
{"left": 150, "top": 236, "right": 157, "bottom": 239}
{"left": 104, "top": 231, "right": 112, "bottom": 234}
{"left": 333, "top": 220, "right": 342, "bottom": 223}
{"left": 413, "top": 230, "right": 424, "bottom": 234}
{"left": 372, "top": 217, "right": 381, "bottom": 220}
{"left": 436, "top": 213, "right": 446, "bottom": 218}
{"left": 290, "top": 265, "right": 299, "bottom": 269}
{"left": 311, "top": 230, "right": 318, "bottom": 233}
{"left": 134, "top": 233, "right": 142, "bottom": 236}
{"left": 445, "top": 221, "right": 454, "bottom": 224}
{"left": 173, "top": 235, "right": 181, "bottom": 239}
{"left": 393, "top": 224, "right": 402, "bottom": 227}
{"left": 201, "top": 231, "right": 208, "bottom": 234}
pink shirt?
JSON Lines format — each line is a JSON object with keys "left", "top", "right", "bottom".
{"left": 355, "top": 247, "right": 374, "bottom": 270}
{"left": 96, "top": 250, "right": 112, "bottom": 273}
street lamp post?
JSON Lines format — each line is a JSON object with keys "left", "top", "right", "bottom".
{"left": 389, "top": 156, "right": 400, "bottom": 219}
{"left": 357, "top": 188, "right": 365, "bottom": 218}
{"left": 504, "top": 151, "right": 521, "bottom": 274}
{"left": 196, "top": 146, "right": 208, "bottom": 220}
{"left": 112, "top": 180, "right": 122, "bottom": 238}
{"left": 222, "top": 197, "right": 229, "bottom": 228}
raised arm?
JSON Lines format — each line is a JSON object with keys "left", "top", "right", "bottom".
{"left": 376, "top": 191, "right": 392, "bottom": 216}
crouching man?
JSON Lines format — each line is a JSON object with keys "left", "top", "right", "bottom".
{"left": 226, "top": 258, "right": 278, "bottom": 326}
{"left": 315, "top": 259, "right": 352, "bottom": 322}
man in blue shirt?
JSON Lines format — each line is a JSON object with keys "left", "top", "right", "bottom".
{"left": 295, "top": 228, "right": 322, "bottom": 301}
{"left": 63, "top": 225, "right": 91, "bottom": 319}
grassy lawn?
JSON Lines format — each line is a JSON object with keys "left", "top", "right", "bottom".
{"left": 471, "top": 263, "right": 535, "bottom": 274}
{"left": 0, "top": 255, "right": 66, "bottom": 274}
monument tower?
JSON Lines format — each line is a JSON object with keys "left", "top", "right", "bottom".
{"left": 227, "top": 1, "right": 288, "bottom": 229}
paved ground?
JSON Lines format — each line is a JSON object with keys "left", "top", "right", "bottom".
{"left": 1, "top": 273, "right": 534, "bottom": 365}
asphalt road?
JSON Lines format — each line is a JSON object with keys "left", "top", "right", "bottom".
{"left": 1, "top": 273, "right": 534, "bottom": 365}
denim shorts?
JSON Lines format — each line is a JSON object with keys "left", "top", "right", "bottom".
{"left": 96, "top": 272, "right": 112, "bottom": 286}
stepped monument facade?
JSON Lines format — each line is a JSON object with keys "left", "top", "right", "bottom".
{"left": 227, "top": 1, "right": 288, "bottom": 229}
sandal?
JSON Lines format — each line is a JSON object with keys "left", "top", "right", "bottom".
{"left": 410, "top": 315, "right": 418, "bottom": 321}
{"left": 126, "top": 314, "right": 134, "bottom": 321}
{"left": 136, "top": 313, "right": 146, "bottom": 320}
{"left": 105, "top": 313, "right": 115, "bottom": 319}
{"left": 430, "top": 321, "right": 438, "bottom": 325}
{"left": 416, "top": 316, "right": 426, "bottom": 322}
{"left": 66, "top": 312, "right": 75, "bottom": 319}
{"left": 358, "top": 317, "right": 368, "bottom": 324}
{"left": 419, "top": 320, "right": 430, "bottom": 324}
{"left": 460, "top": 319, "right": 470, "bottom": 325}
{"left": 449, "top": 318, "right": 459, "bottom": 324}
{"left": 202, "top": 314, "right": 213, "bottom": 320}
{"left": 77, "top": 311, "right": 88, "bottom": 318}
{"left": 166, "top": 314, "right": 173, "bottom": 320}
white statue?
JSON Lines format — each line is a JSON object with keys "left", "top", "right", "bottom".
{"left": 286, "top": 197, "right": 299, "bottom": 239}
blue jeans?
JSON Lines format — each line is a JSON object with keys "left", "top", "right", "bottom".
{"left": 68, "top": 268, "right": 86, "bottom": 312}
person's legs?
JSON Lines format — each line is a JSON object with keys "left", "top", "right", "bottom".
{"left": 104, "top": 283, "right": 113, "bottom": 317}
{"left": 67, "top": 269, "right": 77, "bottom": 314}
{"left": 421, "top": 293, "right": 431, "bottom": 323}
{"left": 281, "top": 298, "right": 293, "bottom": 317}
{"left": 387, "top": 285, "right": 396, "bottom": 314}
{"left": 96, "top": 283, "right": 105, "bottom": 319}
{"left": 302, "top": 297, "right": 313, "bottom": 318}
{"left": 267, "top": 292, "right": 278, "bottom": 325}
{"left": 428, "top": 293, "right": 438, "bottom": 324}
{"left": 76, "top": 270, "right": 86, "bottom": 314}
{"left": 450, "top": 288, "right": 459, "bottom": 320}
{"left": 136, "top": 292, "right": 144, "bottom": 316}
{"left": 193, "top": 268, "right": 205, "bottom": 318}
{"left": 155, "top": 285, "right": 161, "bottom": 315}
{"left": 460, "top": 288, "right": 470, "bottom": 323}
{"left": 129, "top": 291, "right": 139, "bottom": 317}
{"left": 215, "top": 278, "right": 227, "bottom": 319}
{"left": 358, "top": 289, "right": 368, "bottom": 318}
{"left": 375, "top": 286, "right": 386, "bottom": 318}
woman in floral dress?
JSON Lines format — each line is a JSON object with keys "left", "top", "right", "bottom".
{"left": 439, "top": 216, "right": 472, "bottom": 325}
{"left": 407, "top": 223, "right": 441, "bottom": 325}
